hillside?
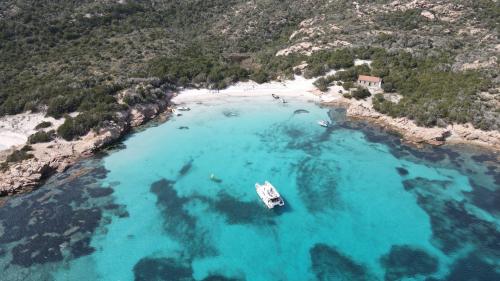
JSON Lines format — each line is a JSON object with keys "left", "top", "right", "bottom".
{"left": 0, "top": 0, "right": 498, "bottom": 137}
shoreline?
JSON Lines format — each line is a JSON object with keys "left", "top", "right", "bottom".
{"left": 0, "top": 95, "right": 172, "bottom": 196}
{"left": 320, "top": 97, "right": 500, "bottom": 151}
{"left": 172, "top": 77, "right": 500, "bottom": 151}
{"left": 1, "top": 76, "right": 499, "bottom": 196}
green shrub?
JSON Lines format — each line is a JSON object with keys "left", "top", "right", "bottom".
{"left": 28, "top": 130, "right": 55, "bottom": 144}
{"left": 0, "top": 162, "right": 8, "bottom": 171}
{"left": 57, "top": 110, "right": 115, "bottom": 141}
{"left": 351, "top": 88, "right": 371, "bottom": 100}
{"left": 378, "top": 9, "right": 430, "bottom": 30}
{"left": 21, "top": 145, "right": 33, "bottom": 152}
{"left": 313, "top": 77, "right": 330, "bottom": 92}
{"left": 342, "top": 81, "right": 355, "bottom": 90}
{"left": 6, "top": 149, "right": 34, "bottom": 163}
{"left": 250, "top": 70, "right": 269, "bottom": 84}
{"left": 47, "top": 95, "right": 82, "bottom": 119}
{"left": 35, "top": 121, "right": 52, "bottom": 130}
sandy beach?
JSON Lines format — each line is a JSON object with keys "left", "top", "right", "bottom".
{"left": 173, "top": 75, "right": 322, "bottom": 105}
{"left": 173, "top": 75, "right": 500, "bottom": 150}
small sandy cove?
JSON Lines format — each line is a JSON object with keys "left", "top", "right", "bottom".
{"left": 173, "top": 75, "right": 324, "bottom": 105}
{"left": 173, "top": 74, "right": 500, "bottom": 150}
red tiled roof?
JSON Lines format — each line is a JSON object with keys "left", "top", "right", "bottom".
{"left": 358, "top": 75, "right": 382, "bottom": 83}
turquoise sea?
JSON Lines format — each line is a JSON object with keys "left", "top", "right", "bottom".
{"left": 0, "top": 96, "right": 499, "bottom": 281}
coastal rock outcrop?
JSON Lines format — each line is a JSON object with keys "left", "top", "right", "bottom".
{"left": 129, "top": 100, "right": 169, "bottom": 127}
{"left": 324, "top": 96, "right": 500, "bottom": 150}
{"left": 0, "top": 94, "right": 172, "bottom": 195}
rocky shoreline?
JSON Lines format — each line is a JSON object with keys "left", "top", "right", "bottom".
{"left": 0, "top": 93, "right": 173, "bottom": 196}
{"left": 321, "top": 97, "right": 500, "bottom": 150}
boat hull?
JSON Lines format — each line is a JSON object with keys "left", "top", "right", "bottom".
{"left": 255, "top": 182, "right": 285, "bottom": 209}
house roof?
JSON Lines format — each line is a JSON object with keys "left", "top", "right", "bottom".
{"left": 358, "top": 75, "right": 382, "bottom": 83}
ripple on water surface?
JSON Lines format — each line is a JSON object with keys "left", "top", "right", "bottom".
{"left": 0, "top": 98, "right": 499, "bottom": 281}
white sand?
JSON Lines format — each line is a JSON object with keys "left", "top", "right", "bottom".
{"left": 173, "top": 75, "right": 324, "bottom": 105}
{"left": 0, "top": 112, "right": 65, "bottom": 151}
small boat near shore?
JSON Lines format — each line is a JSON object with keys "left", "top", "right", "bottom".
{"left": 256, "top": 181, "right": 285, "bottom": 209}
{"left": 272, "top": 94, "right": 280, "bottom": 100}
{"left": 281, "top": 98, "right": 287, "bottom": 104}
{"left": 318, "top": 120, "right": 330, "bottom": 127}
{"left": 172, "top": 109, "right": 182, "bottom": 116}
{"left": 177, "top": 106, "right": 191, "bottom": 111}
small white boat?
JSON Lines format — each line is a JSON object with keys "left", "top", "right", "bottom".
{"left": 177, "top": 106, "right": 191, "bottom": 111}
{"left": 281, "top": 98, "right": 287, "bottom": 104}
{"left": 210, "top": 173, "right": 222, "bottom": 183}
{"left": 318, "top": 120, "right": 329, "bottom": 127}
{"left": 271, "top": 94, "right": 280, "bottom": 100}
{"left": 255, "top": 181, "right": 285, "bottom": 209}
{"left": 172, "top": 109, "right": 182, "bottom": 116}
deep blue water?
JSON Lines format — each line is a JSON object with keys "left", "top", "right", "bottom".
{"left": 0, "top": 97, "right": 499, "bottom": 281}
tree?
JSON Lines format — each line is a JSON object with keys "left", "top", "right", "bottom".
{"left": 351, "top": 88, "right": 371, "bottom": 100}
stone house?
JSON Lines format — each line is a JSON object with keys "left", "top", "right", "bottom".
{"left": 357, "top": 75, "right": 382, "bottom": 89}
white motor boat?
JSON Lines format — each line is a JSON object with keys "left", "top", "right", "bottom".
{"left": 177, "top": 106, "right": 191, "bottom": 111}
{"left": 318, "top": 120, "right": 329, "bottom": 127}
{"left": 255, "top": 181, "right": 285, "bottom": 209}
{"left": 172, "top": 109, "right": 182, "bottom": 116}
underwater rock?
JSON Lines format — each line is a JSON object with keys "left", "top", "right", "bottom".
{"left": 178, "top": 126, "right": 189, "bottom": 130}
{"left": 327, "top": 108, "right": 346, "bottom": 123}
{"left": 87, "top": 187, "right": 114, "bottom": 198}
{"left": 285, "top": 128, "right": 304, "bottom": 138}
{"left": 465, "top": 180, "right": 500, "bottom": 214}
{"left": 201, "top": 275, "right": 242, "bottom": 281}
{"left": 71, "top": 237, "right": 95, "bottom": 258}
{"left": 471, "top": 153, "right": 497, "bottom": 163}
{"left": 380, "top": 245, "right": 438, "bottom": 281}
{"left": 150, "top": 179, "right": 215, "bottom": 258}
{"left": 402, "top": 177, "right": 452, "bottom": 191}
{"left": 444, "top": 253, "right": 500, "bottom": 281}
{"left": 396, "top": 167, "right": 409, "bottom": 176}
{"left": 178, "top": 159, "right": 194, "bottom": 177}
{"left": 412, "top": 191, "right": 500, "bottom": 256}
{"left": 150, "top": 179, "right": 194, "bottom": 235}
{"left": 211, "top": 191, "right": 276, "bottom": 225}
{"left": 11, "top": 234, "right": 65, "bottom": 266}
{"left": 310, "top": 243, "right": 373, "bottom": 281}
{"left": 296, "top": 158, "right": 339, "bottom": 212}
{"left": 293, "top": 109, "right": 309, "bottom": 115}
{"left": 484, "top": 165, "right": 500, "bottom": 186}
{"left": 0, "top": 162, "right": 117, "bottom": 267}
{"left": 133, "top": 257, "right": 193, "bottom": 281}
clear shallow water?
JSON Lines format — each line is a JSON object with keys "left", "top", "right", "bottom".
{"left": 0, "top": 97, "right": 499, "bottom": 281}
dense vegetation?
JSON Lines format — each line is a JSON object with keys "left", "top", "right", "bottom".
{"left": 306, "top": 47, "right": 497, "bottom": 129}
{"left": 0, "top": 0, "right": 498, "bottom": 140}
{"left": 369, "top": 50, "right": 495, "bottom": 129}
{"left": 28, "top": 130, "right": 55, "bottom": 144}
{"left": 57, "top": 110, "right": 117, "bottom": 141}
